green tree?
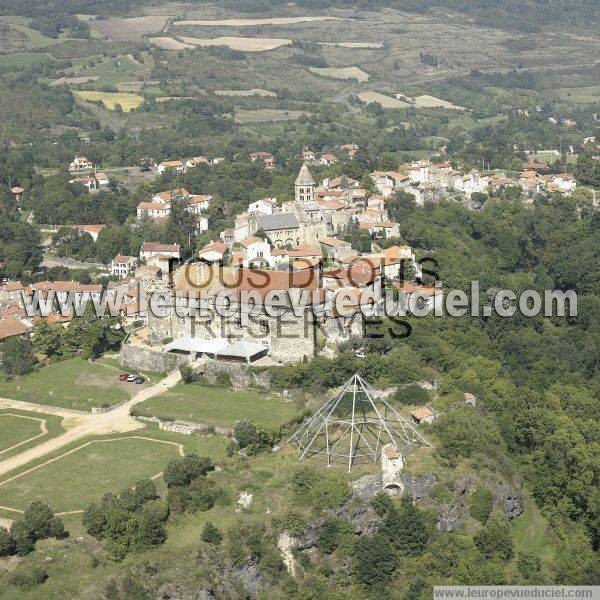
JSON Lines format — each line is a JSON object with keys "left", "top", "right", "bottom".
{"left": 163, "top": 454, "right": 213, "bottom": 488}
{"left": 380, "top": 496, "right": 428, "bottom": 556}
{"left": 354, "top": 533, "right": 397, "bottom": 589}
{"left": 0, "top": 527, "right": 16, "bottom": 557}
{"left": 474, "top": 515, "right": 514, "bottom": 560}
{"left": 0, "top": 336, "right": 35, "bottom": 375}
{"left": 469, "top": 487, "right": 494, "bottom": 524}
{"left": 32, "top": 319, "right": 64, "bottom": 357}
{"left": 9, "top": 521, "right": 35, "bottom": 556}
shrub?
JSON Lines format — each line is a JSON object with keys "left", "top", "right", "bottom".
{"left": 215, "top": 372, "right": 232, "bottom": 388}
{"left": 354, "top": 533, "right": 397, "bottom": 588}
{"left": 315, "top": 518, "right": 352, "bottom": 554}
{"left": 163, "top": 454, "right": 214, "bottom": 488}
{"left": 474, "top": 515, "right": 514, "bottom": 560}
{"left": 201, "top": 521, "right": 222, "bottom": 545}
{"left": 0, "top": 527, "right": 16, "bottom": 557}
{"left": 291, "top": 466, "right": 350, "bottom": 510}
{"left": 394, "top": 384, "right": 431, "bottom": 405}
{"left": 469, "top": 486, "right": 494, "bottom": 524}
{"left": 7, "top": 567, "right": 48, "bottom": 589}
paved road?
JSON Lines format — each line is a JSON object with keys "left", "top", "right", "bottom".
{"left": 41, "top": 256, "right": 108, "bottom": 271}
{"left": 0, "top": 369, "right": 182, "bottom": 478}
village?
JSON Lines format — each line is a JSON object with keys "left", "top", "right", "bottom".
{"left": 0, "top": 133, "right": 593, "bottom": 363}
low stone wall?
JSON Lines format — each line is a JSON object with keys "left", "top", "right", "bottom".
{"left": 119, "top": 344, "right": 188, "bottom": 373}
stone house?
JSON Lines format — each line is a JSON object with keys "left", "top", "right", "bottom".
{"left": 111, "top": 255, "right": 138, "bottom": 278}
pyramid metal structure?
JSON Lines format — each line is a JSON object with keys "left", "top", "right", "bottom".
{"left": 286, "top": 374, "right": 432, "bottom": 472}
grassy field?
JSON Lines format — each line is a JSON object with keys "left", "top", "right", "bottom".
{"left": 0, "top": 52, "right": 52, "bottom": 67}
{"left": 0, "top": 408, "right": 65, "bottom": 459}
{"left": 555, "top": 85, "right": 600, "bottom": 104}
{"left": 358, "top": 90, "right": 410, "bottom": 108}
{"left": 65, "top": 54, "right": 145, "bottom": 87}
{"left": 0, "top": 16, "right": 71, "bottom": 52}
{"left": 510, "top": 501, "right": 557, "bottom": 566}
{"left": 0, "top": 436, "right": 183, "bottom": 512}
{"left": 134, "top": 383, "right": 299, "bottom": 427}
{"left": 73, "top": 90, "right": 144, "bottom": 111}
{"left": 310, "top": 66, "right": 369, "bottom": 82}
{"left": 149, "top": 35, "right": 193, "bottom": 50}
{"left": 234, "top": 108, "right": 308, "bottom": 123}
{"left": 0, "top": 413, "right": 44, "bottom": 453}
{"left": 0, "top": 358, "right": 136, "bottom": 411}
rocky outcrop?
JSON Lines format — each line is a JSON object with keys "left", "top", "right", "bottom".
{"left": 436, "top": 502, "right": 465, "bottom": 532}
{"left": 154, "top": 583, "right": 216, "bottom": 600}
{"left": 231, "top": 560, "right": 268, "bottom": 597}
{"left": 498, "top": 483, "right": 525, "bottom": 519}
{"left": 400, "top": 473, "right": 438, "bottom": 499}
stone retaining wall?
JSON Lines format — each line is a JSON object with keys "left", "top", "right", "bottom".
{"left": 119, "top": 344, "right": 189, "bottom": 373}
{"left": 196, "top": 358, "right": 270, "bottom": 390}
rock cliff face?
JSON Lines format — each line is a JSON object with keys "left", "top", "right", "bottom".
{"left": 496, "top": 483, "right": 525, "bottom": 519}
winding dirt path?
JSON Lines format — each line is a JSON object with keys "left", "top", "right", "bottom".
{"left": 0, "top": 369, "right": 182, "bottom": 478}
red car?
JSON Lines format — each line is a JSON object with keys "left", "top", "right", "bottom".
{"left": 119, "top": 373, "right": 129, "bottom": 381}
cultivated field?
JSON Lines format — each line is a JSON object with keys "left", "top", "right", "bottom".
{"left": 89, "top": 15, "right": 173, "bottom": 42}
{"left": 358, "top": 90, "right": 410, "bottom": 108}
{"left": 397, "top": 93, "right": 465, "bottom": 110}
{"left": 179, "top": 35, "right": 292, "bottom": 52}
{"left": 0, "top": 358, "right": 137, "bottom": 411}
{"left": 73, "top": 90, "right": 144, "bottom": 112}
{"left": 214, "top": 88, "right": 276, "bottom": 97}
{"left": 310, "top": 66, "right": 369, "bottom": 82}
{"left": 135, "top": 383, "right": 299, "bottom": 427}
{"left": 149, "top": 36, "right": 193, "bottom": 50}
{"left": 173, "top": 16, "right": 341, "bottom": 27}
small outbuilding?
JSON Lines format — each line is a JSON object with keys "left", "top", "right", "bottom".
{"left": 411, "top": 407, "right": 434, "bottom": 425}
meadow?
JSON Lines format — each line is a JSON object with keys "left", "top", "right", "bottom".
{"left": 73, "top": 90, "right": 144, "bottom": 112}
{"left": 0, "top": 358, "right": 135, "bottom": 411}
{"left": 134, "top": 383, "right": 299, "bottom": 427}
{"left": 0, "top": 436, "right": 181, "bottom": 512}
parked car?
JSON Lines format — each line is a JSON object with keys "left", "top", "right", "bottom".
{"left": 119, "top": 373, "right": 129, "bottom": 381}
{"left": 134, "top": 376, "right": 145, "bottom": 384}
{"left": 126, "top": 374, "right": 137, "bottom": 382}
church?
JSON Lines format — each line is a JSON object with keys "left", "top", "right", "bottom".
{"left": 248, "top": 164, "right": 328, "bottom": 248}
